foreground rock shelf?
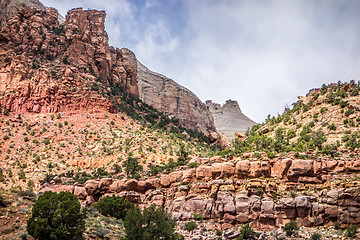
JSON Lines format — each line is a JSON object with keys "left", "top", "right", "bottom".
{"left": 40, "top": 157, "right": 360, "bottom": 230}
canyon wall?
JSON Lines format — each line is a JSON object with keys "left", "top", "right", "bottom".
{"left": 137, "top": 62, "right": 216, "bottom": 134}
{"left": 0, "top": 6, "right": 215, "bottom": 134}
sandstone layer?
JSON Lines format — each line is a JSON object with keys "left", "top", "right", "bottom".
{"left": 0, "top": 6, "right": 216, "bottom": 134}
{"left": 40, "top": 156, "right": 360, "bottom": 230}
{"left": 206, "top": 100, "right": 256, "bottom": 139}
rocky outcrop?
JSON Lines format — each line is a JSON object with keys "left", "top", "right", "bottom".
{"left": 0, "top": 6, "right": 215, "bottom": 134}
{"left": 0, "top": 7, "right": 138, "bottom": 114}
{"left": 0, "top": 0, "right": 45, "bottom": 30}
{"left": 205, "top": 100, "right": 256, "bottom": 139}
{"left": 137, "top": 62, "right": 215, "bottom": 134}
{"left": 40, "top": 157, "right": 360, "bottom": 230}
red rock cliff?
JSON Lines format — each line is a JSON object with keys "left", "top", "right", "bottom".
{"left": 0, "top": 6, "right": 215, "bottom": 134}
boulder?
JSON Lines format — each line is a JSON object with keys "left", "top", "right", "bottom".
{"left": 295, "top": 196, "right": 311, "bottom": 218}
{"left": 182, "top": 168, "right": 196, "bottom": 183}
{"left": 196, "top": 165, "right": 212, "bottom": 179}
{"left": 124, "top": 179, "right": 138, "bottom": 191}
{"left": 287, "top": 159, "right": 314, "bottom": 180}
{"left": 211, "top": 163, "right": 222, "bottom": 179}
{"left": 249, "top": 161, "right": 271, "bottom": 178}
{"left": 235, "top": 194, "right": 250, "bottom": 214}
{"left": 99, "top": 178, "right": 113, "bottom": 192}
{"left": 235, "top": 160, "right": 250, "bottom": 178}
{"left": 74, "top": 186, "right": 87, "bottom": 200}
{"left": 271, "top": 159, "right": 292, "bottom": 178}
{"left": 85, "top": 180, "right": 99, "bottom": 195}
{"left": 168, "top": 171, "right": 183, "bottom": 184}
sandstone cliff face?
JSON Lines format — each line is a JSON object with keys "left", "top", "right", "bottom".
{"left": 137, "top": 62, "right": 216, "bottom": 134}
{"left": 206, "top": 100, "right": 256, "bottom": 139}
{"left": 0, "top": 0, "right": 66, "bottom": 30}
{"left": 0, "top": 6, "right": 215, "bottom": 134}
{"left": 0, "top": 0, "right": 45, "bottom": 29}
{"left": 0, "top": 7, "right": 137, "bottom": 114}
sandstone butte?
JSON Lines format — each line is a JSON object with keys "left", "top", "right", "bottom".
{"left": 0, "top": 2, "right": 359, "bottom": 240}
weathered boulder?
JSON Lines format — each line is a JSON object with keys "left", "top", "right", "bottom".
{"left": 85, "top": 180, "right": 99, "bottom": 195}
{"left": 260, "top": 199, "right": 275, "bottom": 219}
{"left": 287, "top": 159, "right": 314, "bottom": 180}
{"left": 216, "top": 191, "right": 235, "bottom": 215}
{"left": 235, "top": 160, "right": 250, "bottom": 178}
{"left": 73, "top": 186, "right": 87, "bottom": 200}
{"left": 99, "top": 178, "right": 113, "bottom": 192}
{"left": 196, "top": 165, "right": 212, "bottom": 179}
{"left": 295, "top": 196, "right": 311, "bottom": 218}
{"left": 124, "top": 179, "right": 138, "bottom": 191}
{"left": 235, "top": 194, "right": 250, "bottom": 214}
{"left": 271, "top": 159, "right": 292, "bottom": 178}
{"left": 249, "top": 161, "right": 271, "bottom": 178}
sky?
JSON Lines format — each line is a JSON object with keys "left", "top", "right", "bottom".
{"left": 41, "top": 0, "right": 360, "bottom": 123}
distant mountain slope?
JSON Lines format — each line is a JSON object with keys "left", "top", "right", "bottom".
{"left": 205, "top": 99, "right": 256, "bottom": 139}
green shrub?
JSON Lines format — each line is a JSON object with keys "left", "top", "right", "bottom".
{"left": 345, "top": 109, "right": 355, "bottom": 117}
{"left": 123, "top": 155, "right": 143, "bottom": 179}
{"left": 237, "top": 223, "right": 255, "bottom": 239}
{"left": 193, "top": 213, "right": 203, "bottom": 221}
{"left": 327, "top": 123, "right": 337, "bottom": 131}
{"left": 287, "top": 129, "right": 296, "bottom": 139}
{"left": 27, "top": 191, "right": 85, "bottom": 240}
{"left": 216, "top": 230, "right": 223, "bottom": 236}
{"left": 283, "top": 221, "right": 298, "bottom": 237}
{"left": 334, "top": 221, "right": 341, "bottom": 230}
{"left": 124, "top": 204, "right": 177, "bottom": 240}
{"left": 3, "top": 109, "right": 9, "bottom": 115}
{"left": 311, "top": 232, "right": 321, "bottom": 240}
{"left": 185, "top": 221, "right": 197, "bottom": 232}
{"left": 188, "top": 162, "right": 198, "bottom": 168}
{"left": 43, "top": 138, "right": 50, "bottom": 145}
{"left": 94, "top": 195, "right": 134, "bottom": 220}
{"left": 345, "top": 225, "right": 357, "bottom": 238}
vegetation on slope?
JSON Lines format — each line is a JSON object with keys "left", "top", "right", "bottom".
{"left": 217, "top": 81, "right": 360, "bottom": 159}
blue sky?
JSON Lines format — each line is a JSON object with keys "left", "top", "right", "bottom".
{"left": 41, "top": 0, "right": 360, "bottom": 122}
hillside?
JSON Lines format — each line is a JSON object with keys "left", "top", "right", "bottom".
{"left": 0, "top": 3, "right": 359, "bottom": 240}
{"left": 232, "top": 81, "right": 360, "bottom": 158}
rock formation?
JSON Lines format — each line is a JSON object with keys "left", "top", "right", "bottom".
{"left": 137, "top": 62, "right": 215, "bottom": 134}
{"left": 0, "top": 6, "right": 215, "bottom": 134}
{"left": 206, "top": 100, "right": 256, "bottom": 139}
{"left": 40, "top": 156, "right": 360, "bottom": 230}
{"left": 0, "top": 0, "right": 65, "bottom": 30}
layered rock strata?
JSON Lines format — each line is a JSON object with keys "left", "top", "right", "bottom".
{"left": 206, "top": 100, "right": 256, "bottom": 139}
{"left": 40, "top": 157, "right": 360, "bottom": 230}
{"left": 137, "top": 62, "right": 215, "bottom": 134}
{"left": 0, "top": 6, "right": 216, "bottom": 134}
